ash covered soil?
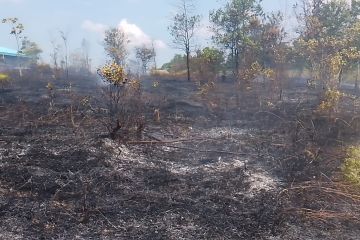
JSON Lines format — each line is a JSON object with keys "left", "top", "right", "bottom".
{"left": 0, "top": 78, "right": 359, "bottom": 239}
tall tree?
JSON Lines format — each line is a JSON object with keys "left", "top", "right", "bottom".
{"left": 168, "top": 0, "right": 200, "bottom": 81}
{"left": 50, "top": 40, "right": 61, "bottom": 71}
{"left": 103, "top": 27, "right": 128, "bottom": 66}
{"left": 210, "top": 0, "right": 263, "bottom": 79}
{"left": 294, "top": 0, "right": 360, "bottom": 89}
{"left": 151, "top": 41, "right": 157, "bottom": 69}
{"left": 258, "top": 12, "right": 286, "bottom": 67}
{"left": 60, "top": 30, "right": 69, "bottom": 81}
{"left": 135, "top": 45, "right": 156, "bottom": 75}
{"left": 1, "top": 18, "right": 24, "bottom": 52}
{"left": 350, "top": 0, "right": 360, "bottom": 92}
{"left": 2, "top": 17, "right": 24, "bottom": 76}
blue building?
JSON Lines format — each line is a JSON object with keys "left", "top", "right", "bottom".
{"left": 0, "top": 47, "right": 30, "bottom": 71}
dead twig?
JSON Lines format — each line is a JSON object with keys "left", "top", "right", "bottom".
{"left": 254, "top": 111, "right": 287, "bottom": 122}
{"left": 96, "top": 208, "right": 120, "bottom": 230}
{"left": 334, "top": 117, "right": 353, "bottom": 129}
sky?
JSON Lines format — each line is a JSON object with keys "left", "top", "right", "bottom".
{"left": 0, "top": 0, "right": 298, "bottom": 69}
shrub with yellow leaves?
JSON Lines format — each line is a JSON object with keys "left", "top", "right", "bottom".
{"left": 317, "top": 88, "right": 343, "bottom": 116}
{"left": 296, "top": 36, "right": 360, "bottom": 89}
{"left": 97, "top": 62, "right": 127, "bottom": 86}
{"left": 0, "top": 73, "right": 10, "bottom": 88}
{"left": 240, "top": 62, "right": 275, "bottom": 83}
{"left": 96, "top": 62, "right": 145, "bottom": 139}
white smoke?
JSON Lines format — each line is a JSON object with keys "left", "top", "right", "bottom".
{"left": 82, "top": 19, "right": 167, "bottom": 50}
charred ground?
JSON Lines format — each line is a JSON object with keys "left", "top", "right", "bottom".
{"left": 0, "top": 73, "right": 359, "bottom": 240}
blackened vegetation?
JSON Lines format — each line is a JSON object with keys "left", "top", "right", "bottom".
{"left": 0, "top": 73, "right": 359, "bottom": 239}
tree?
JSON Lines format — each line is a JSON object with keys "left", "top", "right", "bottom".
{"left": 50, "top": 40, "right": 61, "bottom": 72}
{"left": 260, "top": 12, "right": 287, "bottom": 100}
{"left": 135, "top": 45, "right": 156, "bottom": 74}
{"left": 104, "top": 27, "right": 128, "bottom": 66}
{"left": 259, "top": 12, "right": 286, "bottom": 67}
{"left": 60, "top": 31, "right": 69, "bottom": 81}
{"left": 1, "top": 18, "right": 24, "bottom": 54}
{"left": 161, "top": 54, "right": 187, "bottom": 72}
{"left": 194, "top": 47, "right": 225, "bottom": 82}
{"left": 294, "top": 0, "right": 360, "bottom": 90}
{"left": 1, "top": 17, "right": 24, "bottom": 76}
{"left": 168, "top": 0, "right": 200, "bottom": 81}
{"left": 20, "top": 37, "right": 42, "bottom": 64}
{"left": 81, "top": 38, "right": 91, "bottom": 72}
{"left": 69, "top": 50, "right": 84, "bottom": 72}
{"left": 210, "top": 0, "right": 263, "bottom": 79}
{"left": 350, "top": 0, "right": 360, "bottom": 92}
{"left": 151, "top": 41, "right": 157, "bottom": 69}
{"left": 70, "top": 39, "right": 92, "bottom": 73}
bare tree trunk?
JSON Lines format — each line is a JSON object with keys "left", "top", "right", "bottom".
{"left": 60, "top": 31, "right": 69, "bottom": 83}
{"left": 338, "top": 67, "right": 343, "bottom": 89}
{"left": 186, "top": 50, "right": 191, "bottom": 81}
{"left": 18, "top": 58, "right": 23, "bottom": 78}
{"left": 152, "top": 41, "right": 157, "bottom": 70}
{"left": 234, "top": 49, "right": 241, "bottom": 108}
{"left": 356, "top": 61, "right": 359, "bottom": 93}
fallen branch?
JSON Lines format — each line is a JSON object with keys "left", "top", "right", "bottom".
{"left": 126, "top": 137, "right": 220, "bottom": 145}
{"left": 164, "top": 145, "right": 250, "bottom": 156}
{"left": 285, "top": 208, "right": 360, "bottom": 221}
{"left": 254, "top": 111, "right": 287, "bottom": 122}
{"left": 287, "top": 185, "right": 360, "bottom": 202}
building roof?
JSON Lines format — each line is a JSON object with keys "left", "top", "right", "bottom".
{"left": 0, "top": 47, "right": 20, "bottom": 57}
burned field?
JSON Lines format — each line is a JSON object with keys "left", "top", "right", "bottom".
{"left": 0, "top": 77, "right": 360, "bottom": 240}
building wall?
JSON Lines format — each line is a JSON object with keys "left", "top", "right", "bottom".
{"left": 0, "top": 54, "right": 30, "bottom": 71}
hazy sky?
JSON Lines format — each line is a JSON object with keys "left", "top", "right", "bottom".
{"left": 0, "top": 0, "right": 297, "bottom": 69}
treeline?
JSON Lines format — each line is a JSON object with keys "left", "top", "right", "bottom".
{"left": 163, "top": 0, "right": 360, "bottom": 92}
{"left": 3, "top": 0, "right": 360, "bottom": 93}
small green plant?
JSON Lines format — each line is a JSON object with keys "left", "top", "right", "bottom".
{"left": 342, "top": 146, "right": 360, "bottom": 186}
